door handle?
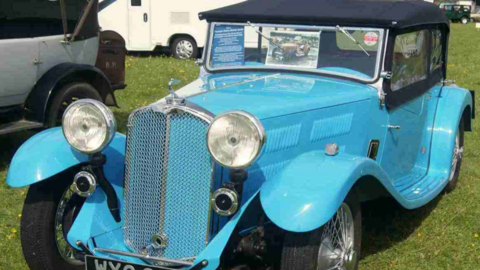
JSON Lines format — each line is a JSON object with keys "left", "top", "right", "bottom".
{"left": 33, "top": 58, "right": 43, "bottom": 65}
{"left": 388, "top": 125, "right": 402, "bottom": 130}
{"left": 144, "top": 13, "right": 148, "bottom": 22}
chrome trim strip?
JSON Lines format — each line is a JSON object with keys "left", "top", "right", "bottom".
{"left": 205, "top": 22, "right": 385, "bottom": 83}
{"left": 94, "top": 248, "right": 194, "bottom": 267}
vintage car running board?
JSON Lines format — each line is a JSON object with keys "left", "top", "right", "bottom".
{"left": 94, "top": 248, "right": 194, "bottom": 267}
{"left": 0, "top": 120, "right": 42, "bottom": 135}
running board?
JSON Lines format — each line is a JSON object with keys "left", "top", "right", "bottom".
{"left": 0, "top": 120, "right": 43, "bottom": 135}
{"left": 393, "top": 173, "right": 448, "bottom": 201}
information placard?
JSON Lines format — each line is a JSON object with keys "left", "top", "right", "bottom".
{"left": 211, "top": 25, "right": 245, "bottom": 68}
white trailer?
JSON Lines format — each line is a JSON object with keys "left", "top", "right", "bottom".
{"left": 98, "top": 0, "right": 247, "bottom": 59}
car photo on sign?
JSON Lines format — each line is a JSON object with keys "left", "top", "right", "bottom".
{"left": 265, "top": 30, "right": 320, "bottom": 68}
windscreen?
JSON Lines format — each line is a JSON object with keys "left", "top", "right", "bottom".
{"left": 207, "top": 23, "right": 384, "bottom": 81}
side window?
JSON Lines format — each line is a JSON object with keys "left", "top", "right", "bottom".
{"left": 391, "top": 30, "right": 429, "bottom": 91}
{"left": 430, "top": 29, "right": 443, "bottom": 72}
{"left": 453, "top": 6, "right": 461, "bottom": 11}
{"left": 131, "top": 0, "right": 142, "bottom": 6}
{"left": 445, "top": 5, "right": 452, "bottom": 11}
{"left": 0, "top": 0, "right": 85, "bottom": 40}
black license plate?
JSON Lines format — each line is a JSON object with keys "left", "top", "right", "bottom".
{"left": 86, "top": 255, "right": 166, "bottom": 270}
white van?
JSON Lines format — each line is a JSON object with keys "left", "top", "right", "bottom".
{"left": 98, "top": 0, "right": 247, "bottom": 59}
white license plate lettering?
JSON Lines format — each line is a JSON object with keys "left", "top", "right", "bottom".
{"left": 88, "top": 256, "right": 158, "bottom": 270}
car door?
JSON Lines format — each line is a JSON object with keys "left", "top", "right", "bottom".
{"left": 380, "top": 30, "right": 433, "bottom": 181}
{"left": 127, "top": 0, "right": 152, "bottom": 50}
{"left": 0, "top": 38, "right": 39, "bottom": 107}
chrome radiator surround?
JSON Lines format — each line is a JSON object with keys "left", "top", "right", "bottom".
{"left": 123, "top": 101, "right": 215, "bottom": 261}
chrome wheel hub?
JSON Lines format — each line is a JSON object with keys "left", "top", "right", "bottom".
{"left": 449, "top": 130, "right": 463, "bottom": 181}
{"left": 176, "top": 40, "right": 193, "bottom": 59}
{"left": 317, "top": 203, "right": 356, "bottom": 270}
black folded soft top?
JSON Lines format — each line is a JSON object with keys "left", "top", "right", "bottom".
{"left": 199, "top": 0, "right": 449, "bottom": 30}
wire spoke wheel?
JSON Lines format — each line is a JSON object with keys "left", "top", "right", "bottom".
{"left": 54, "top": 185, "right": 84, "bottom": 266}
{"left": 317, "top": 203, "right": 356, "bottom": 270}
{"left": 449, "top": 127, "right": 463, "bottom": 182}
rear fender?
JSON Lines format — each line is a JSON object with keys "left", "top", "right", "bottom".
{"left": 429, "top": 86, "right": 473, "bottom": 176}
{"left": 6, "top": 127, "right": 125, "bottom": 188}
{"left": 259, "top": 151, "right": 394, "bottom": 232}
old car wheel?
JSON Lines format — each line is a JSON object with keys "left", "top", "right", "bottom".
{"left": 461, "top": 16, "right": 469, "bottom": 24}
{"left": 445, "top": 119, "right": 465, "bottom": 193}
{"left": 47, "top": 82, "right": 102, "bottom": 127}
{"left": 21, "top": 176, "right": 86, "bottom": 270}
{"left": 280, "top": 191, "right": 361, "bottom": 270}
{"left": 172, "top": 37, "right": 198, "bottom": 59}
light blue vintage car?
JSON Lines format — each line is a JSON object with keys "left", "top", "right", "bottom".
{"left": 6, "top": 0, "right": 475, "bottom": 270}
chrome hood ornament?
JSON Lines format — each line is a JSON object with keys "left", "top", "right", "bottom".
{"left": 166, "top": 78, "right": 185, "bottom": 105}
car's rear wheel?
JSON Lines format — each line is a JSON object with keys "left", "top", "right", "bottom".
{"left": 461, "top": 16, "right": 469, "bottom": 24}
{"left": 171, "top": 36, "right": 198, "bottom": 59}
{"left": 47, "top": 82, "right": 102, "bottom": 127}
{"left": 21, "top": 176, "right": 86, "bottom": 270}
{"left": 280, "top": 190, "right": 361, "bottom": 270}
{"left": 445, "top": 118, "right": 465, "bottom": 193}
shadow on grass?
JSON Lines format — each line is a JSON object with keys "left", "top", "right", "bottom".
{"left": 361, "top": 194, "right": 442, "bottom": 259}
{"left": 0, "top": 131, "right": 37, "bottom": 171}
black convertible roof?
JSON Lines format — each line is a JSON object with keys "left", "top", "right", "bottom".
{"left": 199, "top": 0, "right": 449, "bottom": 29}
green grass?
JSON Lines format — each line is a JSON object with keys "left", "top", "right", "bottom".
{"left": 0, "top": 23, "right": 479, "bottom": 269}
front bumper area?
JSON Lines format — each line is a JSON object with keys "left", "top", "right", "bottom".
{"left": 67, "top": 170, "right": 260, "bottom": 270}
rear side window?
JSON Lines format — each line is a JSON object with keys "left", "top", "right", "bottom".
{"left": 391, "top": 30, "right": 429, "bottom": 91}
{"left": 131, "top": 0, "right": 142, "bottom": 6}
{"left": 430, "top": 29, "right": 443, "bottom": 72}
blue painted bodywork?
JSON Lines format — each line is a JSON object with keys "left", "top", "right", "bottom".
{"left": 5, "top": 69, "right": 473, "bottom": 268}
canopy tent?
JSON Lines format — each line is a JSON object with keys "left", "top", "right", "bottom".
{"left": 199, "top": 0, "right": 449, "bottom": 29}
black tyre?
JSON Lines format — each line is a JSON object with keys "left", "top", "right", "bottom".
{"left": 47, "top": 82, "right": 102, "bottom": 127}
{"left": 171, "top": 36, "right": 198, "bottom": 59}
{"left": 461, "top": 16, "right": 469, "bottom": 24}
{"left": 21, "top": 176, "right": 86, "bottom": 270}
{"left": 445, "top": 118, "right": 465, "bottom": 193}
{"left": 280, "top": 190, "right": 361, "bottom": 270}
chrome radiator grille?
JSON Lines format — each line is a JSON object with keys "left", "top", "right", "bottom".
{"left": 124, "top": 106, "right": 213, "bottom": 260}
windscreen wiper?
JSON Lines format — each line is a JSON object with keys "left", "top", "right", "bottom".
{"left": 336, "top": 25, "right": 370, "bottom": 57}
{"left": 247, "top": 21, "right": 284, "bottom": 51}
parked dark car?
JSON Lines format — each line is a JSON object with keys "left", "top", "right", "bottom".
{"left": 440, "top": 3, "right": 472, "bottom": 24}
{"left": 0, "top": 0, "right": 126, "bottom": 135}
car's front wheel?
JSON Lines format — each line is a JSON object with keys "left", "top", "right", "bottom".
{"left": 21, "top": 175, "right": 86, "bottom": 270}
{"left": 280, "top": 190, "right": 361, "bottom": 270}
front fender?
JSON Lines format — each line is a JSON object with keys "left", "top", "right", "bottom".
{"left": 6, "top": 127, "right": 125, "bottom": 188}
{"left": 260, "top": 151, "right": 391, "bottom": 233}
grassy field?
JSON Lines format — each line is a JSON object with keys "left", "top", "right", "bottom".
{"left": 0, "top": 23, "right": 479, "bottom": 269}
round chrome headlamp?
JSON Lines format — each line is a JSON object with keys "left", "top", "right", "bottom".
{"left": 207, "top": 111, "right": 266, "bottom": 168}
{"left": 62, "top": 99, "right": 116, "bottom": 154}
